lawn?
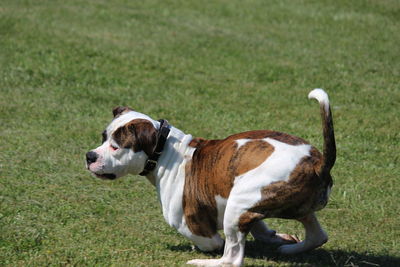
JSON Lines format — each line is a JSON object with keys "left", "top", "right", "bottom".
{"left": 1, "top": 0, "right": 399, "bottom": 266}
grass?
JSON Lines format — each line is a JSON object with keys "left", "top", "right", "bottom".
{"left": 1, "top": 0, "right": 399, "bottom": 266}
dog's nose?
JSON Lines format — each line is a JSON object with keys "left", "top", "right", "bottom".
{"left": 86, "top": 151, "right": 98, "bottom": 165}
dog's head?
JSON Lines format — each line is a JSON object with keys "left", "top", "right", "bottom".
{"left": 86, "top": 106, "right": 158, "bottom": 179}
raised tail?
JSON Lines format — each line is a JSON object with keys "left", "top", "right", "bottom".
{"left": 308, "top": 89, "right": 336, "bottom": 175}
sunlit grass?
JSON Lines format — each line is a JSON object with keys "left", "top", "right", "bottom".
{"left": 1, "top": 0, "right": 399, "bottom": 266}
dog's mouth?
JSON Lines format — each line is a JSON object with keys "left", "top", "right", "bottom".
{"left": 86, "top": 163, "right": 117, "bottom": 180}
{"left": 93, "top": 173, "right": 117, "bottom": 180}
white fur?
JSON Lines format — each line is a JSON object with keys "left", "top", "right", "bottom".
{"left": 188, "top": 231, "right": 246, "bottom": 267}
{"left": 231, "top": 138, "right": 310, "bottom": 201}
{"left": 107, "top": 111, "right": 160, "bottom": 134}
{"left": 154, "top": 127, "right": 192, "bottom": 228}
{"left": 89, "top": 140, "right": 148, "bottom": 178}
{"left": 308, "top": 88, "right": 330, "bottom": 114}
{"left": 235, "top": 139, "right": 251, "bottom": 150}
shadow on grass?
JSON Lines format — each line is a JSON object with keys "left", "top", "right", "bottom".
{"left": 168, "top": 240, "right": 400, "bottom": 266}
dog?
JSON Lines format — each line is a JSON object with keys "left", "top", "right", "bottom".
{"left": 86, "top": 89, "right": 336, "bottom": 267}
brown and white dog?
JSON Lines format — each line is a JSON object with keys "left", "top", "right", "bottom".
{"left": 86, "top": 89, "right": 336, "bottom": 267}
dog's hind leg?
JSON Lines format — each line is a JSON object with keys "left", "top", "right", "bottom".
{"left": 278, "top": 213, "right": 328, "bottom": 254}
{"left": 250, "top": 220, "right": 300, "bottom": 245}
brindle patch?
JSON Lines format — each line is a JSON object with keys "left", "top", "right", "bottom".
{"left": 238, "top": 147, "right": 330, "bottom": 233}
{"left": 112, "top": 119, "right": 157, "bottom": 156}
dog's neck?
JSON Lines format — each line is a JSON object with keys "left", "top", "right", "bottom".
{"left": 143, "top": 123, "right": 194, "bottom": 227}
{"left": 145, "top": 123, "right": 193, "bottom": 186}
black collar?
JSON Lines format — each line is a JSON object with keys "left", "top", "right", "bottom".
{"left": 139, "top": 119, "right": 170, "bottom": 176}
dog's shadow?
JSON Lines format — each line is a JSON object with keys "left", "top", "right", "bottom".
{"left": 168, "top": 240, "right": 400, "bottom": 266}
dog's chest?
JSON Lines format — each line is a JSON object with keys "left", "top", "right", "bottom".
{"left": 156, "top": 144, "right": 195, "bottom": 230}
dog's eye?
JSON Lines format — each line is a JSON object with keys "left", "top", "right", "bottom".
{"left": 110, "top": 144, "right": 119, "bottom": 151}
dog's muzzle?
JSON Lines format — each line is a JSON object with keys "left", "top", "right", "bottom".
{"left": 86, "top": 151, "right": 116, "bottom": 180}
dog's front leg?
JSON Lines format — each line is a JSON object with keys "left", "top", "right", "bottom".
{"left": 187, "top": 231, "right": 246, "bottom": 267}
{"left": 187, "top": 232, "right": 225, "bottom": 252}
{"left": 187, "top": 206, "right": 248, "bottom": 267}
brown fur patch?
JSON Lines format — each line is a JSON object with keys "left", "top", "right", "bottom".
{"left": 238, "top": 212, "right": 265, "bottom": 233}
{"left": 188, "top": 137, "right": 206, "bottom": 148}
{"left": 112, "top": 119, "right": 157, "bottom": 156}
{"left": 233, "top": 140, "right": 274, "bottom": 176}
{"left": 182, "top": 130, "right": 309, "bottom": 238}
{"left": 237, "top": 147, "right": 330, "bottom": 233}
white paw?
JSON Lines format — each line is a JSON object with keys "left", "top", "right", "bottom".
{"left": 187, "top": 258, "right": 223, "bottom": 267}
{"left": 273, "top": 233, "right": 301, "bottom": 245}
{"left": 254, "top": 231, "right": 300, "bottom": 245}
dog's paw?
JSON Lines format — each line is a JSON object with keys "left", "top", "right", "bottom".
{"left": 254, "top": 231, "right": 300, "bottom": 246}
{"left": 187, "top": 258, "right": 234, "bottom": 267}
{"left": 275, "top": 233, "right": 300, "bottom": 244}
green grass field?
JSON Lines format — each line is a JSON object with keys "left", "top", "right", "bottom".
{"left": 1, "top": 0, "right": 399, "bottom": 266}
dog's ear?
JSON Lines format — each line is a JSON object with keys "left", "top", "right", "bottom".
{"left": 112, "top": 106, "right": 132, "bottom": 118}
{"left": 127, "top": 120, "right": 157, "bottom": 156}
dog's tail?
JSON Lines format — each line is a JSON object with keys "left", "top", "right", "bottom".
{"left": 308, "top": 89, "right": 336, "bottom": 175}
